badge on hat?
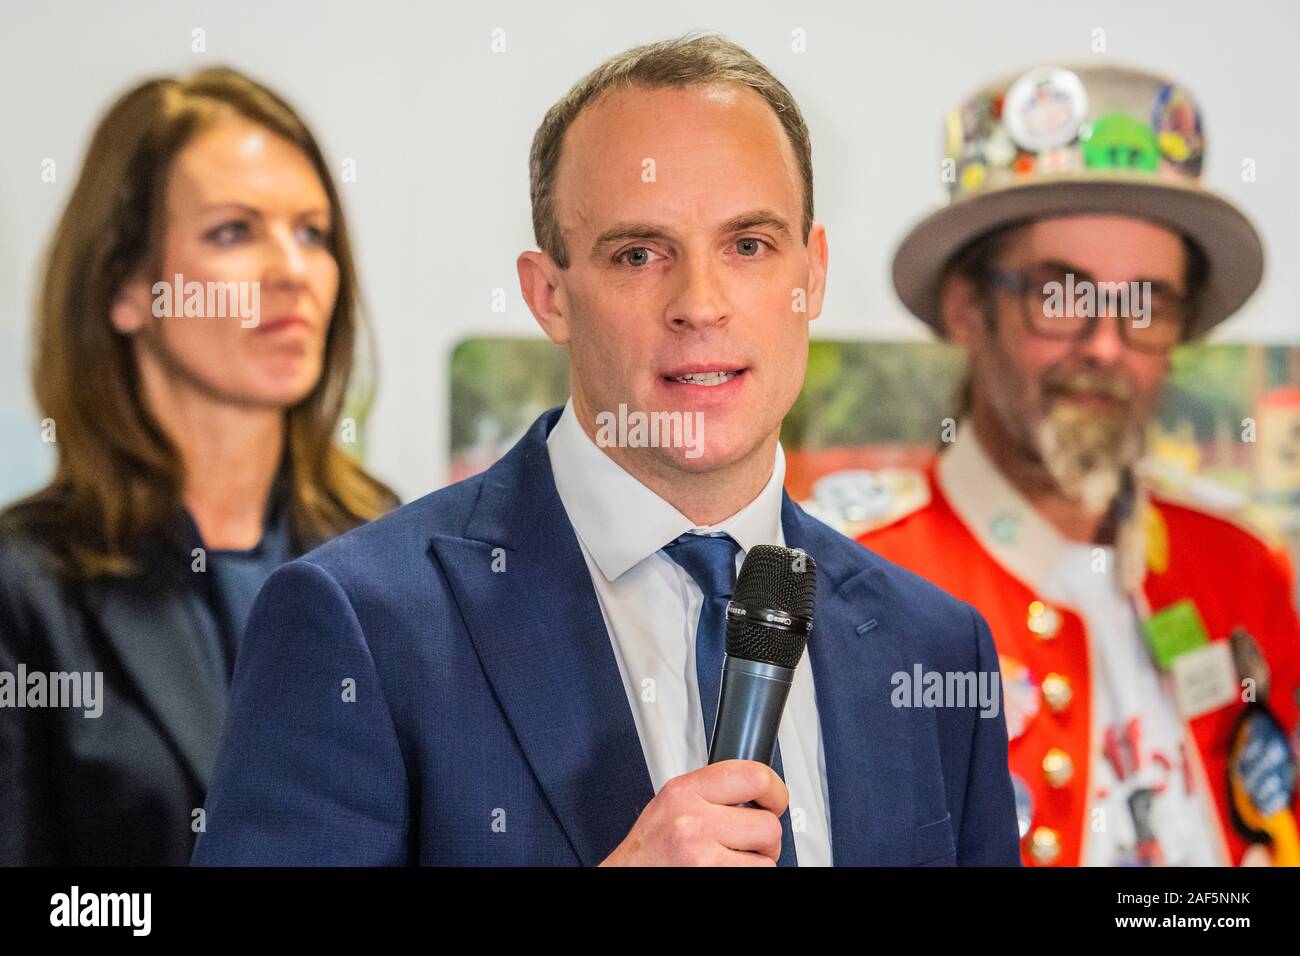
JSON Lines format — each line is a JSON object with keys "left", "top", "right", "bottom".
{"left": 1081, "top": 113, "right": 1161, "bottom": 171}
{"left": 1002, "top": 67, "right": 1089, "bottom": 152}
{"left": 1152, "top": 83, "right": 1205, "bottom": 175}
{"left": 893, "top": 63, "right": 1264, "bottom": 341}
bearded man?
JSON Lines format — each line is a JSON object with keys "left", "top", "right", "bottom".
{"left": 856, "top": 64, "right": 1300, "bottom": 867}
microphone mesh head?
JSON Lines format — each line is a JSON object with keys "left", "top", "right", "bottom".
{"left": 725, "top": 544, "right": 817, "bottom": 669}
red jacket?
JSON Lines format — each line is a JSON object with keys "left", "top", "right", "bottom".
{"left": 851, "top": 439, "right": 1300, "bottom": 866}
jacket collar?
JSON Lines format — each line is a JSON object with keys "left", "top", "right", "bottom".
{"left": 85, "top": 462, "right": 297, "bottom": 789}
{"left": 938, "top": 418, "right": 1076, "bottom": 592}
{"left": 85, "top": 571, "right": 229, "bottom": 789}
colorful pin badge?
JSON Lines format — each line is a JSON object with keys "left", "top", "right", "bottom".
{"left": 1227, "top": 704, "right": 1300, "bottom": 864}
{"left": 1000, "top": 655, "right": 1041, "bottom": 740}
{"left": 1141, "top": 598, "right": 1210, "bottom": 670}
{"left": 1081, "top": 113, "right": 1161, "bottom": 172}
{"left": 1002, "top": 67, "right": 1089, "bottom": 152}
{"left": 1152, "top": 83, "right": 1204, "bottom": 175}
{"left": 959, "top": 91, "right": 998, "bottom": 145}
{"left": 944, "top": 109, "right": 964, "bottom": 160}
{"left": 1035, "top": 147, "right": 1079, "bottom": 175}
{"left": 984, "top": 126, "right": 1018, "bottom": 168}
{"left": 1013, "top": 153, "right": 1036, "bottom": 175}
{"left": 960, "top": 160, "right": 987, "bottom": 194}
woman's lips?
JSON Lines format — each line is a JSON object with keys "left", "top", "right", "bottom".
{"left": 257, "top": 316, "right": 311, "bottom": 335}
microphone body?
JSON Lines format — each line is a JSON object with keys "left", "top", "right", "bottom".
{"left": 708, "top": 657, "right": 794, "bottom": 765}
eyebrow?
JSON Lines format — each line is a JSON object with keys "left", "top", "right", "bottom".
{"left": 1021, "top": 259, "right": 1186, "bottom": 297}
{"left": 719, "top": 210, "right": 793, "bottom": 237}
{"left": 589, "top": 209, "right": 793, "bottom": 259}
{"left": 198, "top": 202, "right": 331, "bottom": 220}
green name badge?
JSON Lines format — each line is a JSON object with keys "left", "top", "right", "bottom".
{"left": 1142, "top": 599, "right": 1211, "bottom": 670}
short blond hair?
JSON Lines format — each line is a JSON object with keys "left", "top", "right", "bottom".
{"left": 528, "top": 32, "right": 815, "bottom": 268}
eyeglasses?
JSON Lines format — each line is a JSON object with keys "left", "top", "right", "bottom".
{"left": 986, "top": 266, "right": 1190, "bottom": 354}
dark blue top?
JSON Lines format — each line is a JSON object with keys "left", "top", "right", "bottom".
{"left": 208, "top": 513, "right": 295, "bottom": 658}
{"left": 188, "top": 482, "right": 296, "bottom": 683}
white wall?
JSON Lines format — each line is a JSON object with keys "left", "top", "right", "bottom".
{"left": 2, "top": 0, "right": 1296, "bottom": 502}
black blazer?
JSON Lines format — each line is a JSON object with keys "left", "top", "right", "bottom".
{"left": 0, "top": 496, "right": 300, "bottom": 865}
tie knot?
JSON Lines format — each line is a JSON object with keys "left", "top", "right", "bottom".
{"left": 661, "top": 532, "right": 741, "bottom": 598}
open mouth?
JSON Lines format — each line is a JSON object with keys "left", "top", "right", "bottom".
{"left": 661, "top": 362, "right": 749, "bottom": 389}
{"left": 664, "top": 369, "right": 744, "bottom": 387}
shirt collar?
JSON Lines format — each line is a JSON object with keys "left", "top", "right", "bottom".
{"left": 546, "top": 398, "right": 786, "bottom": 582}
{"left": 937, "top": 417, "right": 1068, "bottom": 591}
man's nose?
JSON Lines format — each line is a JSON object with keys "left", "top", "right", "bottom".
{"left": 665, "top": 255, "right": 729, "bottom": 331}
{"left": 1078, "top": 311, "right": 1127, "bottom": 364}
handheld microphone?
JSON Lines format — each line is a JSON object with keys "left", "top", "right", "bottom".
{"left": 707, "top": 544, "right": 816, "bottom": 766}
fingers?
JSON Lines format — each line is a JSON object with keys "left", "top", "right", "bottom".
{"left": 715, "top": 847, "right": 780, "bottom": 867}
{"left": 711, "top": 802, "right": 785, "bottom": 862}
{"left": 686, "top": 759, "right": 789, "bottom": 817}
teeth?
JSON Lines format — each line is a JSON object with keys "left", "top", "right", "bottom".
{"left": 673, "top": 371, "right": 739, "bottom": 386}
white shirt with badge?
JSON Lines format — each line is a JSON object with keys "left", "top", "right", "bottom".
{"left": 545, "top": 399, "right": 833, "bottom": 866}
{"left": 1037, "top": 545, "right": 1222, "bottom": 866}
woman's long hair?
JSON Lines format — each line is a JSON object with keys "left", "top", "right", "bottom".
{"left": 13, "top": 66, "right": 397, "bottom": 576}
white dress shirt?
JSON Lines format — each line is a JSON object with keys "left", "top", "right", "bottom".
{"left": 546, "top": 399, "right": 832, "bottom": 865}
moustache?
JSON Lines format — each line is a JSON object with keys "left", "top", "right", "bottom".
{"left": 1041, "top": 366, "right": 1135, "bottom": 405}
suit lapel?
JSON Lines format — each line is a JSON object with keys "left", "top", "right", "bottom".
{"left": 430, "top": 410, "right": 655, "bottom": 865}
{"left": 783, "top": 493, "right": 914, "bottom": 865}
{"left": 87, "top": 573, "right": 228, "bottom": 789}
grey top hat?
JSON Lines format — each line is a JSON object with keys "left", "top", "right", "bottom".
{"left": 892, "top": 64, "right": 1264, "bottom": 339}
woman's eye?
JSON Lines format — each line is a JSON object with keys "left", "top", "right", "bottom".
{"left": 736, "top": 237, "right": 766, "bottom": 257}
{"left": 618, "top": 247, "right": 659, "bottom": 268}
{"left": 297, "top": 223, "right": 331, "bottom": 245}
{"left": 206, "top": 221, "right": 250, "bottom": 245}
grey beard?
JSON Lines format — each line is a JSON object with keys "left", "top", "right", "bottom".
{"left": 1035, "top": 404, "right": 1141, "bottom": 516}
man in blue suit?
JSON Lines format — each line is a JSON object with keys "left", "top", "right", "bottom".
{"left": 193, "top": 34, "right": 1020, "bottom": 866}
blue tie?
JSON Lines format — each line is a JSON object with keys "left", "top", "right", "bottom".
{"left": 661, "top": 532, "right": 799, "bottom": 867}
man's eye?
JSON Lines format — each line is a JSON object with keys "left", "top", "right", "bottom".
{"left": 736, "top": 237, "right": 767, "bottom": 257}
{"left": 618, "top": 247, "right": 659, "bottom": 267}
{"left": 1032, "top": 270, "right": 1072, "bottom": 289}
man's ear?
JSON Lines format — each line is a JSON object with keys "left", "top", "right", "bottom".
{"left": 802, "top": 222, "right": 829, "bottom": 322}
{"left": 937, "top": 271, "right": 983, "bottom": 350}
{"left": 110, "top": 274, "right": 152, "bottom": 335}
{"left": 517, "top": 250, "right": 571, "bottom": 345}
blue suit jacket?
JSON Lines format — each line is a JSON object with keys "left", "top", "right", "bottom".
{"left": 193, "top": 409, "right": 1021, "bottom": 865}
